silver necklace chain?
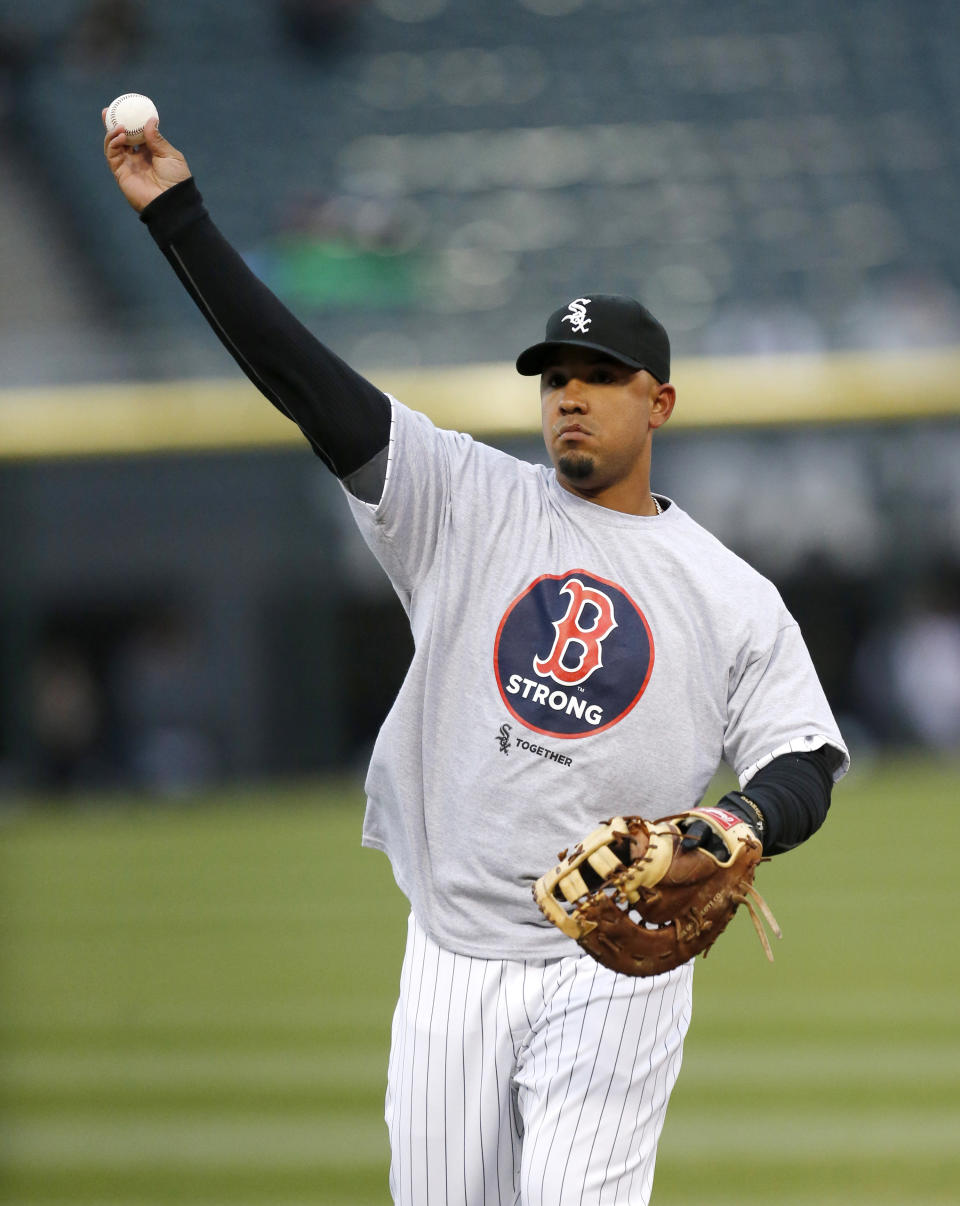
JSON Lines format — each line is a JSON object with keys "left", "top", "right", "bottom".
{"left": 652, "top": 495, "right": 662, "bottom": 516}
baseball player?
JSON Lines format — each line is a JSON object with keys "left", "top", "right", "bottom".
{"left": 104, "top": 117, "right": 848, "bottom": 1205}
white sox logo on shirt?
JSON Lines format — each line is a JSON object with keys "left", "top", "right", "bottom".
{"left": 561, "top": 297, "right": 592, "bottom": 334}
{"left": 494, "top": 570, "right": 654, "bottom": 738}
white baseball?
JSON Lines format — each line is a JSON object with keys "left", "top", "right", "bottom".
{"left": 105, "top": 93, "right": 159, "bottom": 146}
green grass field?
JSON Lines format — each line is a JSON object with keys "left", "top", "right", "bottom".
{"left": 1, "top": 756, "right": 958, "bottom": 1205}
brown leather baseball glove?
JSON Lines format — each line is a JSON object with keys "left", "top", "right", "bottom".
{"left": 532, "top": 806, "right": 781, "bottom": 977}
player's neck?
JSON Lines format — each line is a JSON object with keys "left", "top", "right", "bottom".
{"left": 556, "top": 475, "right": 661, "bottom": 517}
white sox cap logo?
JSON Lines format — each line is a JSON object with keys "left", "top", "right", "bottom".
{"left": 561, "top": 298, "right": 592, "bottom": 334}
{"left": 516, "top": 293, "right": 670, "bottom": 381}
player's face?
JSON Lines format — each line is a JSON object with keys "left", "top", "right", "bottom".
{"left": 539, "top": 350, "right": 674, "bottom": 514}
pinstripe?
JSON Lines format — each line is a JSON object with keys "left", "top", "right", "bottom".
{"left": 573, "top": 973, "right": 624, "bottom": 1204}
{"left": 601, "top": 984, "right": 651, "bottom": 1205}
{"left": 442, "top": 945, "right": 456, "bottom": 1205}
{"left": 535, "top": 959, "right": 571, "bottom": 1200}
{"left": 639, "top": 973, "right": 689, "bottom": 1204}
{"left": 518, "top": 962, "right": 535, "bottom": 1035}
{"left": 501, "top": 959, "right": 517, "bottom": 1057}
{"left": 407, "top": 921, "right": 427, "bottom": 1206}
{"left": 424, "top": 941, "right": 441, "bottom": 1204}
{"left": 558, "top": 969, "right": 616, "bottom": 1201}
{"left": 522, "top": 958, "right": 578, "bottom": 1204}
{"left": 509, "top": 966, "right": 528, "bottom": 1196}
{"left": 388, "top": 918, "right": 416, "bottom": 1202}
{"left": 461, "top": 953, "right": 474, "bottom": 1206}
{"left": 532, "top": 965, "right": 549, "bottom": 1111}
{"left": 494, "top": 959, "right": 513, "bottom": 1202}
{"left": 490, "top": 961, "right": 504, "bottom": 1206}
{"left": 625, "top": 969, "right": 689, "bottom": 1205}
{"left": 478, "top": 958, "right": 490, "bottom": 1206}
{"left": 623, "top": 978, "right": 669, "bottom": 1204}
{"left": 635, "top": 998, "right": 667, "bottom": 1204}
{"left": 635, "top": 988, "right": 674, "bottom": 1205}
{"left": 511, "top": 963, "right": 531, "bottom": 1197}
{"left": 389, "top": 919, "right": 412, "bottom": 1202}
{"left": 387, "top": 919, "right": 690, "bottom": 1206}
{"left": 535, "top": 960, "right": 599, "bottom": 1202}
{"left": 386, "top": 923, "right": 409, "bottom": 1202}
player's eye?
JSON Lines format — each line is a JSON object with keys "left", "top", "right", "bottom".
{"left": 544, "top": 370, "right": 567, "bottom": 389}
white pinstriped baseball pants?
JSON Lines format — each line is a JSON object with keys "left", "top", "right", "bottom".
{"left": 386, "top": 914, "right": 693, "bottom": 1205}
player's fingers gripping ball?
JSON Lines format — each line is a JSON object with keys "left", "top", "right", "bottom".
{"left": 104, "top": 93, "right": 159, "bottom": 146}
{"left": 532, "top": 807, "right": 781, "bottom": 976}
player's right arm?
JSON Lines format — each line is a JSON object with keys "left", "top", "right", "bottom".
{"left": 104, "top": 115, "right": 192, "bottom": 211}
{"left": 103, "top": 118, "right": 392, "bottom": 502}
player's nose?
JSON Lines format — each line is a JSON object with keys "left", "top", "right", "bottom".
{"left": 558, "top": 381, "right": 589, "bottom": 411}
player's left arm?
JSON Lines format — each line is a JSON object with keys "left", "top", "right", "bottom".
{"left": 714, "top": 607, "right": 848, "bottom": 856}
{"left": 706, "top": 745, "right": 840, "bottom": 855}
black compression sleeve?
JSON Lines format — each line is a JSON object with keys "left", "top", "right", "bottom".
{"left": 139, "top": 178, "right": 392, "bottom": 482}
{"left": 716, "top": 746, "right": 839, "bottom": 856}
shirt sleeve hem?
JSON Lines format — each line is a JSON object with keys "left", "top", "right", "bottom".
{"left": 738, "top": 733, "right": 850, "bottom": 788}
{"left": 340, "top": 395, "right": 399, "bottom": 515}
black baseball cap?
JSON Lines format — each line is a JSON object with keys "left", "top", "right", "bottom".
{"left": 516, "top": 294, "right": 670, "bottom": 384}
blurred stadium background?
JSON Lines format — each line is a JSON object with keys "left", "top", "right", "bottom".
{"left": 0, "top": 0, "right": 958, "bottom": 1203}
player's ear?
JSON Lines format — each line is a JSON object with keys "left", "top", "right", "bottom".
{"left": 649, "top": 382, "right": 676, "bottom": 430}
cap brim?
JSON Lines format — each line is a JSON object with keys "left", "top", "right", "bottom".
{"left": 515, "top": 339, "right": 650, "bottom": 377}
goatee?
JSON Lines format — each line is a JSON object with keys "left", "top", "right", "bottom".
{"left": 557, "top": 452, "right": 595, "bottom": 482}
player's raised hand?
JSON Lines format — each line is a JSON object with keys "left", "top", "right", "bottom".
{"left": 103, "top": 114, "right": 191, "bottom": 213}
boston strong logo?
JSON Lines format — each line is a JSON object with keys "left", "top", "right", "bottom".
{"left": 494, "top": 570, "right": 654, "bottom": 739}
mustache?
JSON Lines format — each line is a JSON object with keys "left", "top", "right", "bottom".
{"left": 552, "top": 420, "right": 591, "bottom": 437}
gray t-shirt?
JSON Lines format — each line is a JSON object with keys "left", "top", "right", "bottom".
{"left": 346, "top": 400, "right": 848, "bottom": 960}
